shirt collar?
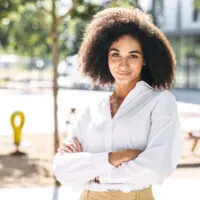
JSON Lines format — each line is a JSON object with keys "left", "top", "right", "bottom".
{"left": 136, "top": 80, "right": 155, "bottom": 90}
{"left": 91, "top": 81, "right": 155, "bottom": 125}
{"left": 113, "top": 80, "right": 155, "bottom": 105}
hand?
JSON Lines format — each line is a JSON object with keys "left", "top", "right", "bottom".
{"left": 120, "top": 149, "right": 143, "bottom": 162}
{"left": 108, "top": 149, "right": 143, "bottom": 167}
{"left": 57, "top": 137, "right": 83, "bottom": 154}
{"left": 89, "top": 176, "right": 100, "bottom": 183}
{"left": 91, "top": 150, "right": 142, "bottom": 182}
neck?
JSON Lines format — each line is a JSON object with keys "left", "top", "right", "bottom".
{"left": 114, "top": 80, "right": 140, "bottom": 100}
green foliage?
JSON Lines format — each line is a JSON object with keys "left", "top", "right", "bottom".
{"left": 1, "top": 5, "right": 51, "bottom": 58}
{"left": 0, "top": 0, "right": 143, "bottom": 58}
{"left": 71, "top": 2, "right": 104, "bottom": 20}
{"left": 1, "top": 0, "right": 21, "bottom": 19}
{"left": 108, "top": 0, "right": 137, "bottom": 8}
{"left": 62, "top": 1, "right": 105, "bottom": 57}
{"left": 194, "top": 0, "right": 200, "bottom": 9}
{"left": 0, "top": 0, "right": 106, "bottom": 58}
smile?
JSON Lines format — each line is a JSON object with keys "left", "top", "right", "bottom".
{"left": 117, "top": 71, "right": 131, "bottom": 76}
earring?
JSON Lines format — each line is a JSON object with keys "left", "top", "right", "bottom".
{"left": 143, "top": 61, "right": 146, "bottom": 66}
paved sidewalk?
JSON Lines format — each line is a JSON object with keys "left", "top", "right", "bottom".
{"left": 1, "top": 179, "right": 200, "bottom": 200}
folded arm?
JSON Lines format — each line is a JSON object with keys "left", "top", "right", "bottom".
{"left": 53, "top": 150, "right": 114, "bottom": 188}
{"left": 52, "top": 108, "right": 115, "bottom": 188}
{"left": 54, "top": 135, "right": 142, "bottom": 187}
{"left": 99, "top": 91, "right": 183, "bottom": 185}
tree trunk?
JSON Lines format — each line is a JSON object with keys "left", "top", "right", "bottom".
{"left": 52, "top": 25, "right": 59, "bottom": 152}
{"left": 52, "top": 0, "right": 59, "bottom": 154}
{"left": 51, "top": 0, "right": 60, "bottom": 187}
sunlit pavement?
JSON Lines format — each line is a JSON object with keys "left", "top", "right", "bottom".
{"left": 0, "top": 179, "right": 200, "bottom": 200}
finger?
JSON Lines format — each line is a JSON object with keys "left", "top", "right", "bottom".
{"left": 58, "top": 146, "right": 72, "bottom": 153}
{"left": 62, "top": 142, "right": 77, "bottom": 152}
{"left": 95, "top": 177, "right": 100, "bottom": 182}
{"left": 59, "top": 144, "right": 74, "bottom": 152}
{"left": 64, "top": 144, "right": 77, "bottom": 152}
{"left": 73, "top": 137, "right": 83, "bottom": 152}
{"left": 57, "top": 147, "right": 68, "bottom": 154}
{"left": 62, "top": 146, "right": 73, "bottom": 153}
{"left": 57, "top": 147, "right": 64, "bottom": 152}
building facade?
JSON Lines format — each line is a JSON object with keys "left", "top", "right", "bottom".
{"left": 154, "top": 0, "right": 200, "bottom": 89}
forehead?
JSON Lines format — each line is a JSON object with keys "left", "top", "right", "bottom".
{"left": 110, "top": 35, "right": 142, "bottom": 50}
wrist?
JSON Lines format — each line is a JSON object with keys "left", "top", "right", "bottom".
{"left": 94, "top": 177, "right": 100, "bottom": 183}
{"left": 108, "top": 152, "right": 117, "bottom": 166}
{"left": 108, "top": 151, "right": 123, "bottom": 167}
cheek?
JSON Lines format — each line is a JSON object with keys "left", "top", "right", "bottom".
{"left": 108, "top": 57, "right": 119, "bottom": 65}
{"left": 128, "top": 60, "right": 143, "bottom": 71}
{"left": 108, "top": 58, "right": 118, "bottom": 72}
{"left": 108, "top": 64, "right": 115, "bottom": 76}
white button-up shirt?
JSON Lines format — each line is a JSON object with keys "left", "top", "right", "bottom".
{"left": 52, "top": 80, "right": 183, "bottom": 192}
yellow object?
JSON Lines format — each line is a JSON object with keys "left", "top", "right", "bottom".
{"left": 10, "top": 111, "right": 25, "bottom": 147}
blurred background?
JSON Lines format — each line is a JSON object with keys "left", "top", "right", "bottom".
{"left": 0, "top": 0, "right": 200, "bottom": 200}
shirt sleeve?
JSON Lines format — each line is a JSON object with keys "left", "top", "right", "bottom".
{"left": 52, "top": 108, "right": 114, "bottom": 189}
{"left": 99, "top": 91, "right": 184, "bottom": 185}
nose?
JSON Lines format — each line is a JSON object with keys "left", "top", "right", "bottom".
{"left": 119, "top": 57, "right": 129, "bottom": 69}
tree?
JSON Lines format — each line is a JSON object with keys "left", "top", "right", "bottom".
{"left": 0, "top": 0, "right": 104, "bottom": 186}
{"left": 108, "top": 0, "right": 140, "bottom": 8}
{"left": 1, "top": 6, "right": 51, "bottom": 57}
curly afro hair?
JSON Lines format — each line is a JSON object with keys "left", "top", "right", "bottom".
{"left": 78, "top": 7, "right": 176, "bottom": 89}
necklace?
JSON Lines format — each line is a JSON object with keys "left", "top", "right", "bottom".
{"left": 113, "top": 91, "right": 119, "bottom": 109}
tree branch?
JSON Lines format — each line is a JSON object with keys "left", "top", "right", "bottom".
{"left": 33, "top": 0, "right": 51, "bottom": 33}
{"left": 40, "top": 6, "right": 50, "bottom": 15}
{"left": 57, "top": 0, "right": 76, "bottom": 24}
{"left": 38, "top": 9, "right": 51, "bottom": 33}
{"left": 33, "top": 0, "right": 51, "bottom": 14}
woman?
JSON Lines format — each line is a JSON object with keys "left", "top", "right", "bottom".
{"left": 53, "top": 7, "right": 183, "bottom": 200}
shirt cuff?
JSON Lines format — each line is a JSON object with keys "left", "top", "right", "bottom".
{"left": 97, "top": 153, "right": 114, "bottom": 183}
{"left": 92, "top": 152, "right": 114, "bottom": 176}
{"left": 99, "top": 173, "right": 112, "bottom": 183}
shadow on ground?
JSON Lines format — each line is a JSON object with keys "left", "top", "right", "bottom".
{"left": 0, "top": 154, "right": 52, "bottom": 187}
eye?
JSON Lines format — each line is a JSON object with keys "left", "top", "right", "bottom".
{"left": 112, "top": 53, "right": 120, "bottom": 57}
{"left": 129, "top": 54, "right": 138, "bottom": 59}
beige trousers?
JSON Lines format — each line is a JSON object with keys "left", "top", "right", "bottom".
{"left": 80, "top": 187, "right": 155, "bottom": 200}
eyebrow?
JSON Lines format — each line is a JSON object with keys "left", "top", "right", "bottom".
{"left": 109, "top": 48, "right": 142, "bottom": 54}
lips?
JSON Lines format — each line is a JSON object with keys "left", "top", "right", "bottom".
{"left": 117, "top": 71, "right": 131, "bottom": 76}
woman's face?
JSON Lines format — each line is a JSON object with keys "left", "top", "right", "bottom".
{"left": 108, "top": 34, "right": 144, "bottom": 85}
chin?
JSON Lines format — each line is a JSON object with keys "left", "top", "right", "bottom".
{"left": 114, "top": 75, "right": 140, "bottom": 85}
{"left": 115, "top": 78, "right": 133, "bottom": 84}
